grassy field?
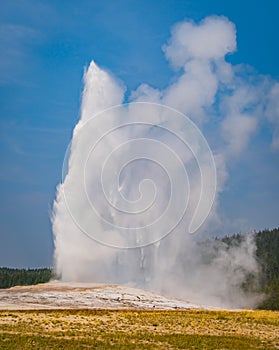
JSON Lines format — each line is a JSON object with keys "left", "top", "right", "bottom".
{"left": 0, "top": 309, "right": 278, "bottom": 349}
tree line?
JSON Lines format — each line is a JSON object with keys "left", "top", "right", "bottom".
{"left": 218, "top": 227, "right": 279, "bottom": 310}
{"left": 0, "top": 267, "right": 52, "bottom": 289}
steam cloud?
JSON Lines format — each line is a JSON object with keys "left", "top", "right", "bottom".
{"left": 52, "top": 16, "right": 279, "bottom": 308}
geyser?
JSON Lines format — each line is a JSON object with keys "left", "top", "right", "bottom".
{"left": 52, "top": 61, "right": 259, "bottom": 308}
{"left": 53, "top": 16, "right": 268, "bottom": 308}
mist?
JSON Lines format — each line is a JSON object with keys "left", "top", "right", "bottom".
{"left": 52, "top": 16, "right": 278, "bottom": 308}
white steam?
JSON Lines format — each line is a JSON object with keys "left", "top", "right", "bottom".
{"left": 52, "top": 16, "right": 278, "bottom": 308}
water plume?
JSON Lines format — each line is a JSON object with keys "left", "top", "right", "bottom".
{"left": 52, "top": 15, "right": 278, "bottom": 308}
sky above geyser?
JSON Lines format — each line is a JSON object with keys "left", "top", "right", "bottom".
{"left": 0, "top": 1, "right": 278, "bottom": 268}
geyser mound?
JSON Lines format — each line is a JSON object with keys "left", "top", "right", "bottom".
{"left": 0, "top": 281, "right": 210, "bottom": 310}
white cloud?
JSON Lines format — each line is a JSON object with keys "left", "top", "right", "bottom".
{"left": 130, "top": 84, "right": 161, "bottom": 103}
{"left": 133, "top": 16, "right": 236, "bottom": 124}
{"left": 162, "top": 16, "right": 236, "bottom": 68}
{"left": 162, "top": 59, "right": 218, "bottom": 123}
{"left": 221, "top": 113, "right": 258, "bottom": 156}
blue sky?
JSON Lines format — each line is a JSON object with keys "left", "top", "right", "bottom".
{"left": 0, "top": 0, "right": 278, "bottom": 268}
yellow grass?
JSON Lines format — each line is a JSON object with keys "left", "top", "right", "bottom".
{"left": 0, "top": 309, "right": 278, "bottom": 349}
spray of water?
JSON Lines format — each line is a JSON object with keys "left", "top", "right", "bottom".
{"left": 51, "top": 15, "right": 279, "bottom": 308}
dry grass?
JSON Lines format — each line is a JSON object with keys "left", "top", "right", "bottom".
{"left": 0, "top": 309, "right": 278, "bottom": 349}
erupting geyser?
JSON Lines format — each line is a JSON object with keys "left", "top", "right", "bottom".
{"left": 52, "top": 61, "right": 259, "bottom": 309}
{"left": 53, "top": 16, "right": 263, "bottom": 308}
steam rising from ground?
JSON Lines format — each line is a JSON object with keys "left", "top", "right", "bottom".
{"left": 53, "top": 16, "right": 278, "bottom": 308}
